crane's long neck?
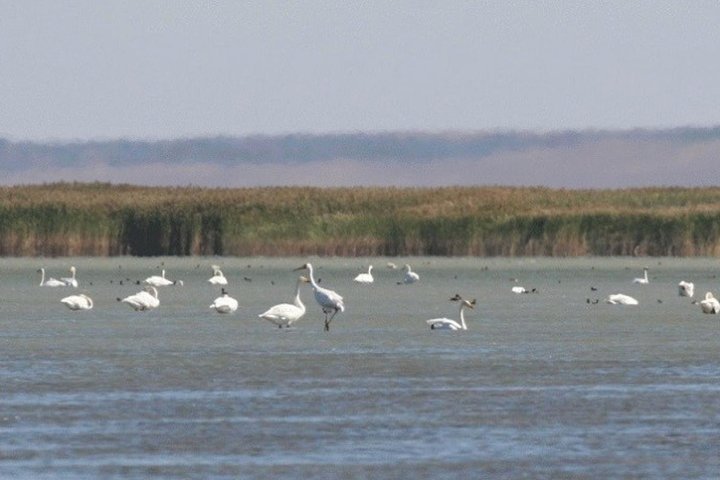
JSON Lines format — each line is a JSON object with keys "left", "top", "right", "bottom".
{"left": 306, "top": 265, "right": 320, "bottom": 290}
{"left": 459, "top": 304, "right": 468, "bottom": 330}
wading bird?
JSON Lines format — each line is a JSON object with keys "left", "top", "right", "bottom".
{"left": 294, "top": 263, "right": 344, "bottom": 331}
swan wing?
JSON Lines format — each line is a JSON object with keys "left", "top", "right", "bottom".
{"left": 426, "top": 318, "right": 461, "bottom": 330}
{"left": 259, "top": 303, "right": 304, "bottom": 324}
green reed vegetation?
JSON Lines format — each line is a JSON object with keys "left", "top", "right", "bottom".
{"left": 3, "top": 183, "right": 720, "bottom": 257}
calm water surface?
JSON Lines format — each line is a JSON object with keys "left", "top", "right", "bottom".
{"left": 1, "top": 257, "right": 719, "bottom": 479}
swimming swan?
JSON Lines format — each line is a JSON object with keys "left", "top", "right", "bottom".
{"left": 633, "top": 267, "right": 649, "bottom": 284}
{"left": 120, "top": 286, "right": 160, "bottom": 311}
{"left": 427, "top": 295, "right": 476, "bottom": 331}
{"left": 61, "top": 293, "right": 93, "bottom": 310}
{"left": 678, "top": 281, "right": 695, "bottom": 298}
{"left": 699, "top": 292, "right": 720, "bottom": 314}
{"left": 399, "top": 264, "right": 420, "bottom": 285}
{"left": 209, "top": 288, "right": 239, "bottom": 314}
{"left": 144, "top": 269, "right": 177, "bottom": 287}
{"left": 208, "top": 265, "right": 228, "bottom": 285}
{"left": 353, "top": 265, "right": 374, "bottom": 284}
{"left": 606, "top": 293, "right": 639, "bottom": 305}
{"left": 61, "top": 266, "right": 79, "bottom": 287}
{"left": 38, "top": 268, "right": 67, "bottom": 287}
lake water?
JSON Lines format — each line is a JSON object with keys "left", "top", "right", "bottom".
{"left": 1, "top": 257, "right": 719, "bottom": 479}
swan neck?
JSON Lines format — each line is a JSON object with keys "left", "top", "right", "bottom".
{"left": 459, "top": 305, "right": 468, "bottom": 330}
{"left": 294, "top": 280, "right": 305, "bottom": 309}
{"left": 39, "top": 268, "right": 45, "bottom": 286}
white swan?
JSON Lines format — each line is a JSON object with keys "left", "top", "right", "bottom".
{"left": 144, "top": 269, "right": 176, "bottom": 287}
{"left": 61, "top": 266, "right": 79, "bottom": 287}
{"left": 678, "top": 281, "right": 695, "bottom": 298}
{"left": 632, "top": 267, "right": 649, "bottom": 284}
{"left": 294, "top": 263, "right": 344, "bottom": 331}
{"left": 511, "top": 286, "right": 527, "bottom": 294}
{"left": 606, "top": 293, "right": 639, "bottom": 305}
{"left": 208, "top": 265, "right": 228, "bottom": 285}
{"left": 120, "top": 286, "right": 160, "bottom": 311}
{"left": 209, "top": 288, "right": 239, "bottom": 314}
{"left": 353, "top": 265, "right": 374, "bottom": 284}
{"left": 61, "top": 293, "right": 93, "bottom": 311}
{"left": 400, "top": 264, "right": 420, "bottom": 284}
{"left": 699, "top": 292, "right": 720, "bottom": 314}
{"left": 427, "top": 295, "right": 476, "bottom": 331}
{"left": 38, "top": 268, "right": 67, "bottom": 287}
{"left": 258, "top": 276, "right": 310, "bottom": 328}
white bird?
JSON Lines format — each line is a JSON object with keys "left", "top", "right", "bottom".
{"left": 61, "top": 266, "right": 79, "bottom": 287}
{"left": 511, "top": 286, "right": 527, "bottom": 294}
{"left": 209, "top": 288, "right": 239, "bottom": 314}
{"left": 632, "top": 267, "right": 649, "bottom": 284}
{"left": 38, "top": 268, "right": 67, "bottom": 287}
{"left": 144, "top": 269, "right": 176, "bottom": 287}
{"left": 427, "top": 295, "right": 476, "bottom": 331}
{"left": 258, "top": 276, "right": 310, "bottom": 328}
{"left": 120, "top": 286, "right": 160, "bottom": 311}
{"left": 400, "top": 264, "right": 420, "bottom": 284}
{"left": 606, "top": 293, "right": 639, "bottom": 305}
{"left": 353, "top": 265, "right": 374, "bottom": 284}
{"left": 678, "top": 281, "right": 695, "bottom": 298}
{"left": 208, "top": 265, "right": 228, "bottom": 285}
{"left": 60, "top": 293, "right": 93, "bottom": 311}
{"left": 294, "top": 263, "right": 344, "bottom": 331}
{"left": 699, "top": 292, "right": 720, "bottom": 314}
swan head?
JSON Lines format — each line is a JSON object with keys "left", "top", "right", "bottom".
{"left": 69, "top": 266, "right": 76, "bottom": 273}
{"left": 294, "top": 263, "right": 311, "bottom": 272}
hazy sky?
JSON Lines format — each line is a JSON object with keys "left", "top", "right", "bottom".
{"left": 2, "top": 1, "right": 720, "bottom": 141}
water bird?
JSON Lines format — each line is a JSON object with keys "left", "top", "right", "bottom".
{"left": 398, "top": 264, "right": 420, "bottom": 285}
{"left": 606, "top": 293, "right": 639, "bottom": 305}
{"left": 294, "top": 263, "right": 344, "bottom": 331}
{"left": 209, "top": 288, "right": 239, "bottom": 314}
{"left": 60, "top": 293, "right": 93, "bottom": 311}
{"left": 258, "top": 276, "right": 310, "bottom": 328}
{"left": 699, "top": 292, "right": 720, "bottom": 314}
{"left": 633, "top": 267, "right": 649, "bottom": 284}
{"left": 38, "top": 268, "right": 67, "bottom": 287}
{"left": 119, "top": 286, "right": 160, "bottom": 311}
{"left": 678, "top": 281, "right": 695, "bottom": 298}
{"left": 61, "top": 266, "right": 79, "bottom": 287}
{"left": 353, "top": 265, "right": 374, "bottom": 284}
{"left": 208, "top": 265, "right": 228, "bottom": 285}
{"left": 144, "top": 269, "right": 177, "bottom": 287}
{"left": 426, "top": 294, "right": 476, "bottom": 331}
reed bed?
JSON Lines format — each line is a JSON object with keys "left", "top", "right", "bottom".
{"left": 3, "top": 183, "right": 720, "bottom": 257}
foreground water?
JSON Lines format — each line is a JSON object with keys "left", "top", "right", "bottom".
{"left": 1, "top": 257, "right": 719, "bottom": 479}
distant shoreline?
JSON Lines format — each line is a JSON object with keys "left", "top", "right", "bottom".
{"left": 2, "top": 182, "right": 720, "bottom": 257}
